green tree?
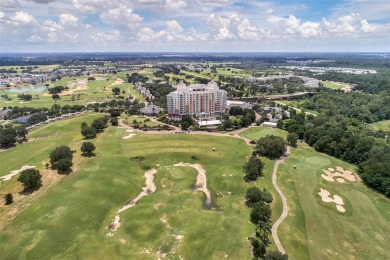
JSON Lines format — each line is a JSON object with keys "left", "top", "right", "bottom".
{"left": 17, "top": 168, "right": 42, "bottom": 190}
{"left": 112, "top": 87, "right": 120, "bottom": 95}
{"left": 57, "top": 158, "right": 73, "bottom": 173}
{"left": 243, "top": 156, "right": 264, "bottom": 182}
{"left": 222, "top": 118, "right": 233, "bottom": 130}
{"left": 250, "top": 236, "right": 267, "bottom": 259}
{"left": 81, "top": 126, "right": 97, "bottom": 139}
{"left": 52, "top": 93, "right": 60, "bottom": 100}
{"left": 245, "top": 186, "right": 262, "bottom": 207}
{"left": 81, "top": 142, "right": 96, "bottom": 156}
{"left": 255, "top": 135, "right": 287, "bottom": 159}
{"left": 110, "top": 118, "right": 118, "bottom": 126}
{"left": 91, "top": 116, "right": 109, "bottom": 132}
{"left": 50, "top": 145, "right": 73, "bottom": 171}
{"left": 0, "top": 126, "right": 17, "bottom": 148}
{"left": 15, "top": 126, "right": 28, "bottom": 140}
{"left": 4, "top": 193, "right": 13, "bottom": 205}
{"left": 287, "top": 132, "right": 298, "bottom": 147}
{"left": 250, "top": 202, "right": 271, "bottom": 225}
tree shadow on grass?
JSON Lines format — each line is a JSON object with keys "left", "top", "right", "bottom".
{"left": 18, "top": 184, "right": 42, "bottom": 196}
{"left": 81, "top": 153, "right": 96, "bottom": 158}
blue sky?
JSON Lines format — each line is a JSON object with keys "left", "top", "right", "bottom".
{"left": 0, "top": 0, "right": 389, "bottom": 52}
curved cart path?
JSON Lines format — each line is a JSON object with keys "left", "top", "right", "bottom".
{"left": 271, "top": 146, "right": 290, "bottom": 254}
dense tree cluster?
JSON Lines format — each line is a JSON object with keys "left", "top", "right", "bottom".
{"left": 48, "top": 86, "right": 66, "bottom": 94}
{"left": 127, "top": 73, "right": 149, "bottom": 83}
{"left": 49, "top": 145, "right": 73, "bottom": 173}
{"left": 17, "top": 168, "right": 42, "bottom": 191}
{"left": 81, "top": 142, "right": 96, "bottom": 156}
{"left": 245, "top": 186, "right": 287, "bottom": 259}
{"left": 243, "top": 156, "right": 264, "bottom": 182}
{"left": 301, "top": 91, "right": 390, "bottom": 123}
{"left": 0, "top": 124, "right": 27, "bottom": 148}
{"left": 255, "top": 135, "right": 287, "bottom": 159}
{"left": 143, "top": 82, "right": 175, "bottom": 109}
{"left": 17, "top": 93, "right": 32, "bottom": 101}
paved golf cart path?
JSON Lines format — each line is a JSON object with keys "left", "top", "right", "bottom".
{"left": 271, "top": 145, "right": 291, "bottom": 254}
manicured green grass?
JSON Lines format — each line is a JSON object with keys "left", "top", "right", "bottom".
{"left": 0, "top": 76, "right": 137, "bottom": 108}
{"left": 0, "top": 124, "right": 259, "bottom": 259}
{"left": 239, "top": 126, "right": 288, "bottom": 141}
{"left": 0, "top": 113, "right": 102, "bottom": 227}
{"left": 322, "top": 81, "right": 344, "bottom": 90}
{"left": 371, "top": 120, "right": 390, "bottom": 131}
{"left": 277, "top": 142, "right": 390, "bottom": 259}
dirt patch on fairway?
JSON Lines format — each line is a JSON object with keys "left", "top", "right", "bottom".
{"left": 321, "top": 166, "right": 356, "bottom": 183}
{"left": 106, "top": 78, "right": 124, "bottom": 90}
{"left": 318, "top": 188, "right": 345, "bottom": 212}
{"left": 173, "top": 162, "right": 212, "bottom": 208}
{"left": 1, "top": 165, "right": 36, "bottom": 182}
{"left": 107, "top": 168, "right": 157, "bottom": 235}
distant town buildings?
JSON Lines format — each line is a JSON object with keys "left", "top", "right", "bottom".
{"left": 167, "top": 81, "right": 227, "bottom": 121}
{"left": 278, "top": 65, "right": 377, "bottom": 74}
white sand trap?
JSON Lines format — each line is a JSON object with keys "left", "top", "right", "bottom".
{"left": 108, "top": 169, "right": 157, "bottom": 235}
{"left": 1, "top": 165, "right": 36, "bottom": 181}
{"left": 336, "top": 205, "right": 346, "bottom": 212}
{"left": 173, "top": 162, "right": 212, "bottom": 207}
{"left": 122, "top": 134, "right": 136, "bottom": 139}
{"left": 321, "top": 166, "right": 356, "bottom": 183}
{"left": 318, "top": 188, "right": 345, "bottom": 212}
{"left": 126, "top": 129, "right": 134, "bottom": 132}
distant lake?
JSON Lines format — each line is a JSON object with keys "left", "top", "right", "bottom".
{"left": 0, "top": 86, "right": 47, "bottom": 92}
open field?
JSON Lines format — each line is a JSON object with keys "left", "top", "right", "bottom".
{"left": 239, "top": 126, "right": 288, "bottom": 141}
{"left": 322, "top": 81, "right": 344, "bottom": 89}
{"left": 321, "top": 81, "right": 353, "bottom": 92}
{"left": 0, "top": 121, "right": 264, "bottom": 259}
{"left": 0, "top": 65, "right": 60, "bottom": 74}
{"left": 0, "top": 113, "right": 102, "bottom": 228}
{"left": 371, "top": 120, "right": 390, "bottom": 131}
{"left": 276, "top": 142, "right": 390, "bottom": 259}
{"left": 0, "top": 76, "right": 144, "bottom": 108}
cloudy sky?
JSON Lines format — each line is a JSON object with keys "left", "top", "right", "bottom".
{"left": 0, "top": 0, "right": 389, "bottom": 52}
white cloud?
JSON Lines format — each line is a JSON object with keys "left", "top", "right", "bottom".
{"left": 10, "top": 11, "right": 37, "bottom": 25}
{"left": 165, "top": 0, "right": 187, "bottom": 11}
{"left": 72, "top": 0, "right": 112, "bottom": 14}
{"left": 100, "top": 8, "right": 143, "bottom": 29}
{"left": 59, "top": 14, "right": 79, "bottom": 26}
{"left": 208, "top": 13, "right": 273, "bottom": 41}
{"left": 332, "top": 0, "right": 390, "bottom": 21}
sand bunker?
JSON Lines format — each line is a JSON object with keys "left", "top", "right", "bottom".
{"left": 122, "top": 134, "right": 136, "bottom": 139}
{"left": 122, "top": 129, "right": 136, "bottom": 139}
{"left": 107, "top": 169, "right": 157, "bottom": 235}
{"left": 173, "top": 162, "right": 212, "bottom": 207}
{"left": 318, "top": 188, "right": 345, "bottom": 212}
{"left": 321, "top": 166, "right": 356, "bottom": 183}
{"left": 1, "top": 165, "right": 36, "bottom": 181}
